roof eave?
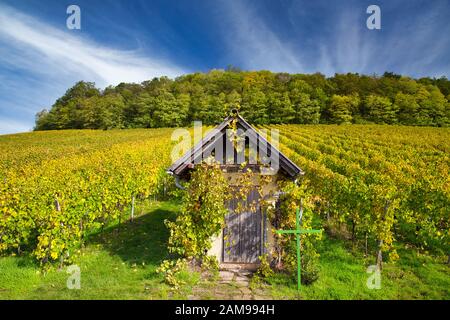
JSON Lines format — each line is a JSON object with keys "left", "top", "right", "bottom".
{"left": 166, "top": 114, "right": 303, "bottom": 178}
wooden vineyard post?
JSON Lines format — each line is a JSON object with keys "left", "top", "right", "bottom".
{"left": 131, "top": 196, "right": 135, "bottom": 222}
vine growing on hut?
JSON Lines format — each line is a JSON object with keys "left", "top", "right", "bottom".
{"left": 165, "top": 163, "right": 231, "bottom": 259}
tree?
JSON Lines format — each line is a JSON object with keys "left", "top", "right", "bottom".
{"left": 225, "top": 90, "right": 242, "bottom": 112}
{"left": 427, "top": 86, "right": 448, "bottom": 126}
{"left": 447, "top": 95, "right": 450, "bottom": 127}
{"left": 394, "top": 93, "right": 419, "bottom": 125}
{"left": 383, "top": 72, "right": 401, "bottom": 80}
{"left": 187, "top": 85, "right": 207, "bottom": 121}
{"left": 397, "top": 77, "right": 418, "bottom": 94}
{"left": 365, "top": 95, "right": 398, "bottom": 124}
{"left": 80, "top": 94, "right": 125, "bottom": 129}
{"left": 241, "top": 89, "right": 268, "bottom": 124}
{"left": 290, "top": 80, "right": 321, "bottom": 124}
{"left": 34, "top": 71, "right": 450, "bottom": 130}
{"left": 328, "top": 95, "right": 359, "bottom": 124}
{"left": 297, "top": 95, "right": 321, "bottom": 124}
{"left": 153, "top": 90, "right": 188, "bottom": 127}
{"left": 331, "top": 73, "right": 362, "bottom": 96}
{"left": 95, "top": 94, "right": 125, "bottom": 129}
{"left": 124, "top": 93, "right": 156, "bottom": 128}
{"left": 57, "top": 81, "right": 100, "bottom": 105}
{"left": 38, "top": 81, "right": 101, "bottom": 130}
{"left": 175, "top": 93, "right": 191, "bottom": 126}
{"left": 190, "top": 91, "right": 226, "bottom": 126}
{"left": 414, "top": 85, "right": 444, "bottom": 126}
{"left": 34, "top": 109, "right": 51, "bottom": 130}
{"left": 267, "top": 92, "right": 295, "bottom": 124}
{"left": 434, "top": 76, "right": 450, "bottom": 96}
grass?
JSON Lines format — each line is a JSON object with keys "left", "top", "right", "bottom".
{"left": 0, "top": 200, "right": 199, "bottom": 300}
{"left": 0, "top": 200, "right": 448, "bottom": 300}
{"left": 264, "top": 236, "right": 449, "bottom": 300}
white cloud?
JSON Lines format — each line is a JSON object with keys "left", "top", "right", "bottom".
{"left": 317, "top": 9, "right": 373, "bottom": 76}
{"left": 315, "top": 3, "right": 450, "bottom": 77}
{"left": 221, "top": 1, "right": 450, "bottom": 78}
{"left": 219, "top": 0, "right": 304, "bottom": 72}
{"left": 0, "top": 4, "right": 185, "bottom": 86}
{"left": 0, "top": 4, "right": 187, "bottom": 134}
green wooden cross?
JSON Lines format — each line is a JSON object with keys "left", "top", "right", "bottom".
{"left": 276, "top": 200, "right": 322, "bottom": 291}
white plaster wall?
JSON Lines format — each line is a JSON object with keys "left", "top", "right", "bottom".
{"left": 208, "top": 229, "right": 223, "bottom": 261}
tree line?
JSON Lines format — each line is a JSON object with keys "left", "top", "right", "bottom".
{"left": 35, "top": 70, "right": 450, "bottom": 130}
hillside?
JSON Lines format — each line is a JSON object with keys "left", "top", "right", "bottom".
{"left": 0, "top": 125, "right": 448, "bottom": 299}
{"left": 1, "top": 125, "right": 448, "bottom": 261}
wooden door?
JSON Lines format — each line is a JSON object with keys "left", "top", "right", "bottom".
{"left": 223, "top": 189, "right": 262, "bottom": 263}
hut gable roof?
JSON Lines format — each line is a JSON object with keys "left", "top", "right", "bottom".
{"left": 167, "top": 113, "right": 303, "bottom": 178}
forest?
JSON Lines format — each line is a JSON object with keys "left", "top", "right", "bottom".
{"left": 34, "top": 70, "right": 450, "bottom": 130}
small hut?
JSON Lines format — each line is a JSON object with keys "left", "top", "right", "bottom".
{"left": 167, "top": 111, "right": 303, "bottom": 269}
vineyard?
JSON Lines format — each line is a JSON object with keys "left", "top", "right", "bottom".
{"left": 270, "top": 125, "right": 449, "bottom": 265}
{"left": 0, "top": 129, "right": 175, "bottom": 265}
{"left": 0, "top": 125, "right": 449, "bottom": 273}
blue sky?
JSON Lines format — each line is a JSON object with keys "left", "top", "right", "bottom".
{"left": 0, "top": 0, "right": 449, "bottom": 134}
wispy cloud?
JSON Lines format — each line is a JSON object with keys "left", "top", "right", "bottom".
{"left": 0, "top": 4, "right": 185, "bottom": 85}
{"left": 316, "top": 7, "right": 375, "bottom": 76}
{"left": 314, "top": 2, "right": 450, "bottom": 77}
{"left": 221, "top": 0, "right": 450, "bottom": 78}
{"left": 219, "top": 0, "right": 304, "bottom": 72}
{"left": 0, "top": 3, "right": 186, "bottom": 134}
